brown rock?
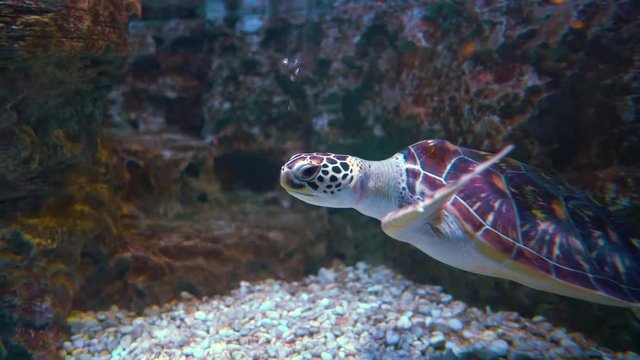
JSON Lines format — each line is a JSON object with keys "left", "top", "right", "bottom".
{"left": 0, "top": 1, "right": 139, "bottom": 357}
{"left": 66, "top": 130, "right": 329, "bottom": 313}
{"left": 0, "top": 0, "right": 141, "bottom": 59}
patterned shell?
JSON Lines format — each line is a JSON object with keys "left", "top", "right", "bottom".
{"left": 400, "top": 140, "right": 640, "bottom": 305}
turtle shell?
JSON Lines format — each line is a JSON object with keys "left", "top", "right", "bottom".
{"left": 400, "top": 139, "right": 640, "bottom": 305}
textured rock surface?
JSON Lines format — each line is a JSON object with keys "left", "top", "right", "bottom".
{"left": 0, "top": 0, "right": 141, "bottom": 212}
{"left": 0, "top": 0, "right": 140, "bottom": 357}
{"left": 77, "top": 192, "right": 328, "bottom": 313}
{"left": 108, "top": 0, "right": 639, "bottom": 173}
{"left": 0, "top": 0, "right": 141, "bottom": 59}
{"left": 71, "top": 131, "right": 329, "bottom": 313}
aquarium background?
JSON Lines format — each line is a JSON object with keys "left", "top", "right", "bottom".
{"left": 0, "top": 0, "right": 638, "bottom": 358}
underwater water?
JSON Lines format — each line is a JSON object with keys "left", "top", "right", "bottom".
{"left": 0, "top": 0, "right": 639, "bottom": 359}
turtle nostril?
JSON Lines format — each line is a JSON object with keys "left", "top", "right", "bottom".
{"left": 298, "top": 165, "right": 320, "bottom": 181}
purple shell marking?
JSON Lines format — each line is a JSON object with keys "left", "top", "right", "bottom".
{"left": 400, "top": 139, "right": 640, "bottom": 304}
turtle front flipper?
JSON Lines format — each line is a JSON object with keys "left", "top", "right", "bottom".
{"left": 381, "top": 145, "right": 514, "bottom": 239}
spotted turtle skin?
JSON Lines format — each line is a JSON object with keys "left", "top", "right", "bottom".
{"left": 400, "top": 140, "right": 640, "bottom": 305}
{"left": 283, "top": 153, "right": 355, "bottom": 194}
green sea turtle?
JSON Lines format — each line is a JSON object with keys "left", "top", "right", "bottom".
{"left": 280, "top": 139, "right": 640, "bottom": 308}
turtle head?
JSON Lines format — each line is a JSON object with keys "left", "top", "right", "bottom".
{"left": 280, "top": 152, "right": 363, "bottom": 208}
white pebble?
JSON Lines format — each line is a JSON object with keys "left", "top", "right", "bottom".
{"left": 194, "top": 311, "right": 207, "bottom": 320}
{"left": 219, "top": 328, "right": 237, "bottom": 337}
{"left": 153, "top": 328, "right": 170, "bottom": 340}
{"left": 549, "top": 329, "right": 569, "bottom": 342}
{"left": 192, "top": 348, "right": 205, "bottom": 359}
{"left": 276, "top": 325, "right": 289, "bottom": 334}
{"left": 445, "top": 341, "right": 459, "bottom": 351}
{"left": 62, "top": 341, "right": 73, "bottom": 352}
{"left": 448, "top": 319, "right": 463, "bottom": 332}
{"left": 319, "top": 298, "right": 332, "bottom": 308}
{"left": 429, "top": 332, "right": 446, "bottom": 348}
{"left": 211, "top": 342, "right": 226, "bottom": 355}
{"left": 424, "top": 316, "right": 433, "bottom": 327}
{"left": 320, "top": 352, "right": 333, "bottom": 360}
{"left": 440, "top": 294, "right": 453, "bottom": 303}
{"left": 417, "top": 305, "right": 431, "bottom": 315}
{"left": 259, "top": 300, "right": 276, "bottom": 311}
{"left": 336, "top": 335, "right": 350, "bottom": 347}
{"left": 561, "top": 338, "right": 581, "bottom": 354}
{"left": 480, "top": 330, "right": 497, "bottom": 341}
{"left": 532, "top": 315, "right": 546, "bottom": 323}
{"left": 355, "top": 262, "right": 368, "bottom": 271}
{"left": 397, "top": 315, "right": 412, "bottom": 330}
{"left": 483, "top": 339, "right": 510, "bottom": 358}
{"left": 462, "top": 330, "right": 475, "bottom": 339}
{"left": 318, "top": 268, "right": 337, "bottom": 283}
{"left": 385, "top": 329, "right": 400, "bottom": 345}
{"left": 266, "top": 310, "right": 280, "bottom": 319}
{"left": 119, "top": 334, "right": 132, "bottom": 348}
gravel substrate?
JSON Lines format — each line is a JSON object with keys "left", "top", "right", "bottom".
{"left": 62, "top": 263, "right": 639, "bottom": 359}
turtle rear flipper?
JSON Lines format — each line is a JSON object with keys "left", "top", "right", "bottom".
{"left": 381, "top": 145, "right": 514, "bottom": 239}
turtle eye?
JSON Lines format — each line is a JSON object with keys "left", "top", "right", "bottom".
{"left": 297, "top": 165, "right": 320, "bottom": 181}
